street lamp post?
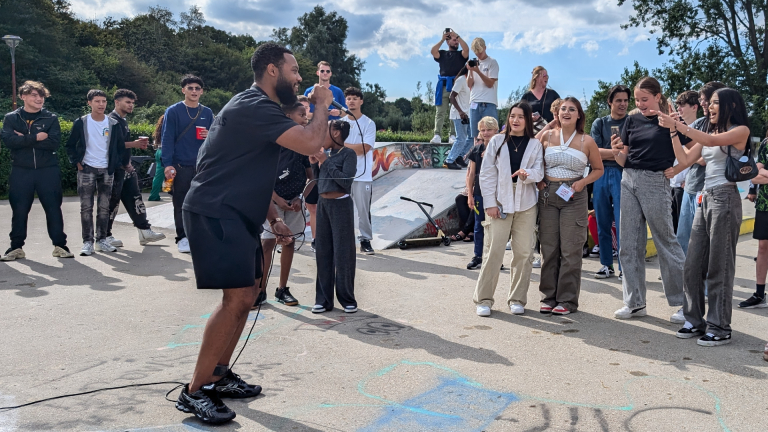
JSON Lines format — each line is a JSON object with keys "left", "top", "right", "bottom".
{"left": 2, "top": 35, "right": 22, "bottom": 110}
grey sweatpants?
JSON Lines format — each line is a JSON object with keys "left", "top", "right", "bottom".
{"left": 315, "top": 196, "right": 356, "bottom": 310}
{"left": 620, "top": 168, "right": 685, "bottom": 308}
{"left": 351, "top": 181, "right": 373, "bottom": 242}
{"left": 684, "top": 184, "right": 741, "bottom": 337}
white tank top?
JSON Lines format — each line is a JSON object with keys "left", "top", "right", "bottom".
{"left": 544, "top": 130, "right": 588, "bottom": 179}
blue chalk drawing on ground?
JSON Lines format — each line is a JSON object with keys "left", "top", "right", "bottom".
{"left": 359, "top": 375, "right": 518, "bottom": 432}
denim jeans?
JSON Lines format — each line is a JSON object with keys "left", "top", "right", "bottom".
{"left": 473, "top": 194, "right": 485, "bottom": 259}
{"left": 77, "top": 165, "right": 114, "bottom": 243}
{"left": 447, "top": 119, "right": 473, "bottom": 163}
{"left": 469, "top": 102, "right": 498, "bottom": 138}
{"left": 683, "top": 185, "right": 741, "bottom": 337}
{"left": 619, "top": 169, "right": 686, "bottom": 308}
{"left": 593, "top": 166, "right": 622, "bottom": 270}
{"left": 677, "top": 191, "right": 697, "bottom": 254}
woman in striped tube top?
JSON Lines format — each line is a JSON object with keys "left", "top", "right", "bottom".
{"left": 537, "top": 97, "right": 604, "bottom": 315}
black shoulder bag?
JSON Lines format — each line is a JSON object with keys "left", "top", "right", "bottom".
{"left": 724, "top": 140, "right": 758, "bottom": 182}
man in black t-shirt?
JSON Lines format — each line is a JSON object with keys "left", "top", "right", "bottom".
{"left": 175, "top": 43, "right": 334, "bottom": 425}
{"left": 430, "top": 29, "right": 469, "bottom": 144}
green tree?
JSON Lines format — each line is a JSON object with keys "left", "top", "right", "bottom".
{"left": 584, "top": 61, "right": 648, "bottom": 131}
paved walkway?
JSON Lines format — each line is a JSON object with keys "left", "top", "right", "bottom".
{"left": 0, "top": 195, "right": 766, "bottom": 431}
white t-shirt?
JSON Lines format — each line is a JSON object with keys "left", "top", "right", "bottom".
{"left": 449, "top": 75, "right": 470, "bottom": 120}
{"left": 469, "top": 56, "right": 499, "bottom": 106}
{"left": 83, "top": 114, "right": 110, "bottom": 168}
{"left": 342, "top": 114, "right": 376, "bottom": 182}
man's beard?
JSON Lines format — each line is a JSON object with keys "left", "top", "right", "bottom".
{"left": 276, "top": 74, "right": 298, "bottom": 105}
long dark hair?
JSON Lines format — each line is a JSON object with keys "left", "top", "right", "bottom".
{"left": 497, "top": 101, "right": 534, "bottom": 161}
{"left": 560, "top": 97, "right": 586, "bottom": 134}
{"left": 712, "top": 88, "right": 749, "bottom": 133}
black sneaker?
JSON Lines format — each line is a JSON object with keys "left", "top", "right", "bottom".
{"left": 738, "top": 294, "right": 767, "bottom": 309}
{"left": 675, "top": 325, "right": 704, "bottom": 339}
{"left": 467, "top": 256, "right": 482, "bottom": 270}
{"left": 444, "top": 161, "right": 461, "bottom": 170}
{"left": 176, "top": 383, "right": 236, "bottom": 425}
{"left": 360, "top": 240, "right": 375, "bottom": 255}
{"left": 594, "top": 265, "right": 615, "bottom": 279}
{"left": 456, "top": 156, "right": 468, "bottom": 168}
{"left": 213, "top": 369, "right": 262, "bottom": 399}
{"left": 252, "top": 289, "right": 267, "bottom": 309}
{"left": 697, "top": 333, "right": 732, "bottom": 347}
{"left": 275, "top": 287, "right": 299, "bottom": 306}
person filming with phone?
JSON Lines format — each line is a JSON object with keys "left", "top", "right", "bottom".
{"left": 430, "top": 28, "right": 469, "bottom": 145}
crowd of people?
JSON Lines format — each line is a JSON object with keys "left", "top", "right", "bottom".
{"left": 2, "top": 32, "right": 768, "bottom": 424}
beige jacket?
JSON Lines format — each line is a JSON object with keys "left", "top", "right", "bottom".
{"left": 479, "top": 133, "right": 544, "bottom": 214}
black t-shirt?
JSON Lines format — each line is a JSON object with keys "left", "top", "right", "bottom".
{"left": 621, "top": 113, "right": 691, "bottom": 171}
{"left": 521, "top": 89, "right": 561, "bottom": 123}
{"left": 435, "top": 49, "right": 466, "bottom": 77}
{"left": 467, "top": 144, "right": 486, "bottom": 196}
{"left": 274, "top": 147, "right": 311, "bottom": 200}
{"left": 183, "top": 85, "right": 297, "bottom": 230}
{"left": 19, "top": 109, "right": 40, "bottom": 129}
{"left": 109, "top": 111, "right": 132, "bottom": 166}
{"left": 506, "top": 137, "right": 530, "bottom": 183}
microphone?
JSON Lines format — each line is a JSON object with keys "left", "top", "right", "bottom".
{"left": 330, "top": 100, "right": 351, "bottom": 115}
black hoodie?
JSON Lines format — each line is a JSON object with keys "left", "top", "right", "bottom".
{"left": 0, "top": 108, "right": 61, "bottom": 169}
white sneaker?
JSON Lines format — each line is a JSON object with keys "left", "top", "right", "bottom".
{"left": 476, "top": 305, "right": 491, "bottom": 317}
{"left": 178, "top": 238, "right": 191, "bottom": 253}
{"left": 509, "top": 304, "right": 525, "bottom": 315}
{"left": 532, "top": 256, "right": 541, "bottom": 268}
{"left": 506, "top": 241, "right": 512, "bottom": 250}
{"left": 138, "top": 228, "right": 166, "bottom": 245}
{"left": 670, "top": 307, "right": 686, "bottom": 324}
{"left": 594, "top": 265, "right": 614, "bottom": 279}
{"left": 80, "top": 241, "right": 94, "bottom": 256}
{"left": 430, "top": 134, "right": 442, "bottom": 144}
{"left": 52, "top": 246, "right": 74, "bottom": 258}
{"left": 448, "top": 135, "right": 456, "bottom": 144}
{"left": 106, "top": 236, "right": 123, "bottom": 247}
{"left": 95, "top": 239, "right": 117, "bottom": 252}
{"left": 590, "top": 245, "right": 599, "bottom": 257}
{"left": 614, "top": 305, "right": 647, "bottom": 319}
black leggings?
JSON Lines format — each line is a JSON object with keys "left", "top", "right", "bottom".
{"left": 455, "top": 194, "right": 475, "bottom": 235}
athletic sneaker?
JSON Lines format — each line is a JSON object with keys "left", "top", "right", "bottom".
{"left": 552, "top": 305, "right": 571, "bottom": 315}
{"left": 106, "top": 236, "right": 123, "bottom": 247}
{"left": 448, "top": 135, "right": 456, "bottom": 144}
{"left": 594, "top": 265, "right": 614, "bottom": 279}
{"left": 360, "top": 240, "right": 375, "bottom": 255}
{"left": 613, "top": 249, "right": 618, "bottom": 257}
{"left": 80, "top": 242, "right": 94, "bottom": 256}
{"left": 738, "top": 294, "right": 767, "bottom": 309}
{"left": 456, "top": 156, "right": 468, "bottom": 168}
{"left": 540, "top": 305, "right": 553, "bottom": 314}
{"left": 582, "top": 244, "right": 590, "bottom": 258}
{"left": 590, "top": 245, "right": 600, "bottom": 257}
{"left": 509, "top": 304, "right": 525, "bottom": 315}
{"left": 430, "top": 134, "right": 442, "bottom": 144}
{"left": 476, "top": 305, "right": 491, "bottom": 317}
{"left": 697, "top": 333, "right": 732, "bottom": 347}
{"left": 311, "top": 304, "right": 326, "bottom": 314}
{"left": 467, "top": 256, "right": 482, "bottom": 270}
{"left": 52, "top": 246, "right": 74, "bottom": 258}
{"left": 253, "top": 290, "right": 267, "bottom": 309}
{"left": 275, "top": 287, "right": 299, "bottom": 306}
{"left": 445, "top": 161, "right": 461, "bottom": 170}
{"left": 614, "top": 305, "right": 647, "bottom": 319}
{"left": 670, "top": 307, "right": 685, "bottom": 324}
{"left": 675, "top": 322, "right": 704, "bottom": 339}
{"left": 213, "top": 369, "right": 262, "bottom": 399}
{"left": 95, "top": 239, "right": 117, "bottom": 252}
{"left": 138, "top": 228, "right": 166, "bottom": 245}
{"left": 618, "top": 272, "right": 623, "bottom": 281}
{"left": 176, "top": 383, "right": 236, "bottom": 425}
{"left": 531, "top": 256, "right": 541, "bottom": 268}
{"left": 310, "top": 240, "right": 316, "bottom": 253}
{"left": 506, "top": 241, "right": 511, "bottom": 250}
{"left": 1, "top": 247, "right": 25, "bottom": 261}
{"left": 178, "top": 237, "right": 191, "bottom": 253}
{"left": 344, "top": 305, "right": 358, "bottom": 313}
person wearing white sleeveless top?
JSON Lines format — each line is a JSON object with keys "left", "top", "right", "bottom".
{"left": 656, "top": 88, "right": 751, "bottom": 346}
{"left": 473, "top": 102, "right": 544, "bottom": 317}
{"left": 537, "top": 98, "right": 604, "bottom": 315}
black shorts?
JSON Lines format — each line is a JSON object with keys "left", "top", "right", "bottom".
{"left": 305, "top": 183, "right": 318, "bottom": 205}
{"left": 754, "top": 211, "right": 768, "bottom": 240}
{"left": 183, "top": 210, "right": 264, "bottom": 289}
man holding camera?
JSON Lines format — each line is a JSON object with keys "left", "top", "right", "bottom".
{"left": 431, "top": 28, "right": 468, "bottom": 145}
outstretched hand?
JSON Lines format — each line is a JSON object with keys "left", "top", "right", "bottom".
{"left": 512, "top": 169, "right": 528, "bottom": 181}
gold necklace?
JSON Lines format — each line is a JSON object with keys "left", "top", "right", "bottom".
{"left": 185, "top": 103, "right": 200, "bottom": 120}
{"left": 510, "top": 136, "right": 525, "bottom": 152}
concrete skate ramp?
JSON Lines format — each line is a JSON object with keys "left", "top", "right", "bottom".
{"left": 368, "top": 168, "right": 466, "bottom": 250}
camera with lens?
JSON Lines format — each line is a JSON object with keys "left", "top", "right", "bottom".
{"left": 467, "top": 58, "right": 478, "bottom": 68}
{"left": 461, "top": 117, "right": 469, "bottom": 125}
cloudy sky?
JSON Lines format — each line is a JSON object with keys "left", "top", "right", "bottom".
{"left": 69, "top": 0, "right": 669, "bottom": 102}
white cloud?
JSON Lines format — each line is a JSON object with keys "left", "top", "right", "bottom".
{"left": 582, "top": 40, "right": 599, "bottom": 52}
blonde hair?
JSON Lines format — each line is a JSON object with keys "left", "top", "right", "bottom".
{"left": 471, "top": 38, "right": 486, "bottom": 53}
{"left": 530, "top": 66, "right": 546, "bottom": 91}
{"left": 549, "top": 98, "right": 562, "bottom": 127}
{"left": 317, "top": 61, "right": 331, "bottom": 70}
{"left": 478, "top": 116, "right": 499, "bottom": 131}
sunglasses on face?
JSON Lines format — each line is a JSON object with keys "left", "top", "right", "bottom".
{"left": 319, "top": 70, "right": 331, "bottom": 73}
{"left": 186, "top": 86, "right": 202, "bottom": 91}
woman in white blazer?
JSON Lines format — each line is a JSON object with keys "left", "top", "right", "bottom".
{"left": 473, "top": 102, "right": 545, "bottom": 317}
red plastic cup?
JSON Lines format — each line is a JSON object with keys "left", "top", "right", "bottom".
{"left": 196, "top": 126, "right": 206, "bottom": 140}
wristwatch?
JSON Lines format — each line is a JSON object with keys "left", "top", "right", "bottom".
{"left": 269, "top": 218, "right": 284, "bottom": 226}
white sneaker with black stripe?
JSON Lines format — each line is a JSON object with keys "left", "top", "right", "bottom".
{"left": 594, "top": 265, "right": 614, "bottom": 279}
{"left": 614, "top": 305, "right": 647, "bottom": 319}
